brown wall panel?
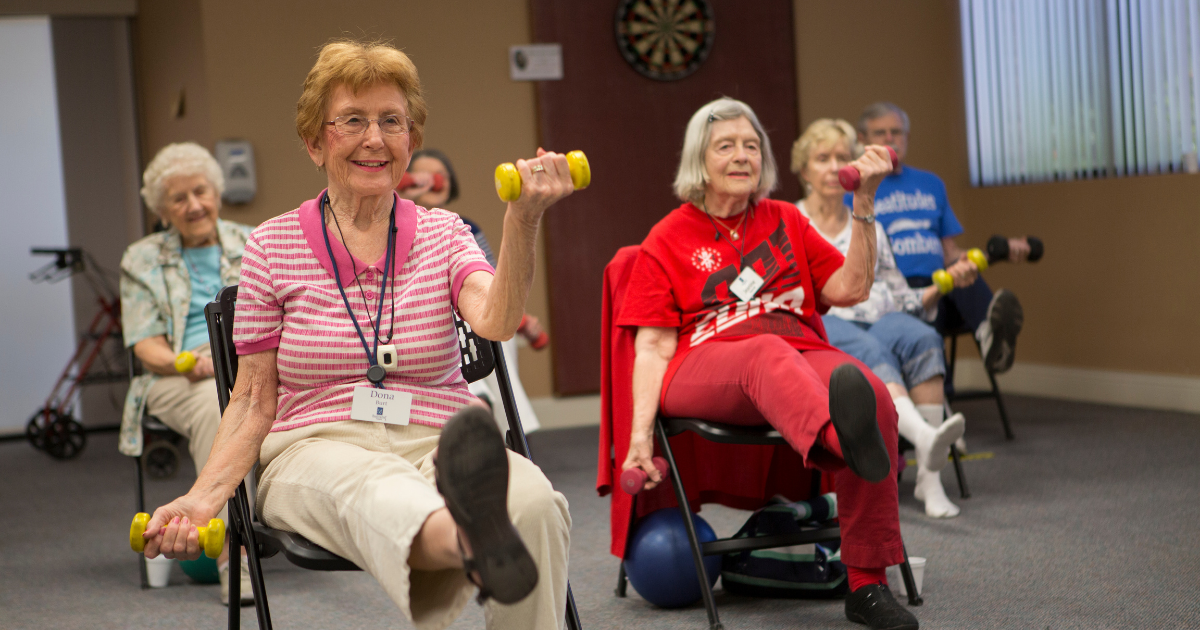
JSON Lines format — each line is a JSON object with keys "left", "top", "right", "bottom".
{"left": 534, "top": 0, "right": 800, "bottom": 394}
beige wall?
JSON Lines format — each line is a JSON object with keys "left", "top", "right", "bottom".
{"left": 796, "top": 0, "right": 1200, "bottom": 378}
{"left": 134, "top": 0, "right": 1199, "bottom": 404}
{"left": 134, "top": 0, "right": 555, "bottom": 397}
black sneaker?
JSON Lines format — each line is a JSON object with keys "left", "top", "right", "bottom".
{"left": 845, "top": 583, "right": 919, "bottom": 629}
{"left": 977, "top": 289, "right": 1023, "bottom": 374}
{"left": 436, "top": 406, "right": 538, "bottom": 604}
{"left": 828, "top": 364, "right": 891, "bottom": 483}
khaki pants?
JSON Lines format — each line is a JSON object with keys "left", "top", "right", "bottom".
{"left": 256, "top": 420, "right": 571, "bottom": 630}
{"left": 145, "top": 344, "right": 226, "bottom": 522}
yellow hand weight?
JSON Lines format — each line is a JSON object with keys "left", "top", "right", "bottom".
{"left": 494, "top": 150, "right": 591, "bottom": 202}
{"left": 129, "top": 512, "right": 226, "bottom": 559}
{"left": 174, "top": 351, "right": 197, "bottom": 374}
{"left": 932, "top": 248, "right": 989, "bottom": 294}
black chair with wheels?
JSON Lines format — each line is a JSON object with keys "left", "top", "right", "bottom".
{"left": 943, "top": 329, "right": 1014, "bottom": 440}
{"left": 615, "top": 416, "right": 924, "bottom": 630}
{"left": 203, "top": 285, "right": 582, "bottom": 630}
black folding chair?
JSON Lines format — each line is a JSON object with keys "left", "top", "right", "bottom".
{"left": 203, "top": 285, "right": 582, "bottom": 630}
{"left": 944, "top": 329, "right": 1015, "bottom": 440}
{"left": 615, "top": 417, "right": 924, "bottom": 630}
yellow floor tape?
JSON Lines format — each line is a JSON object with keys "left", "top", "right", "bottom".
{"left": 905, "top": 451, "right": 994, "bottom": 467}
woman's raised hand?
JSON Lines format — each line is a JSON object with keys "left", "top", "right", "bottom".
{"left": 849, "top": 145, "right": 896, "bottom": 196}
{"left": 510, "top": 149, "right": 575, "bottom": 223}
{"left": 141, "top": 494, "right": 214, "bottom": 560}
{"left": 946, "top": 254, "right": 981, "bottom": 288}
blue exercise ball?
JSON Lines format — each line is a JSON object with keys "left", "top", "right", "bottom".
{"left": 179, "top": 553, "right": 220, "bottom": 584}
{"left": 624, "top": 508, "right": 721, "bottom": 608}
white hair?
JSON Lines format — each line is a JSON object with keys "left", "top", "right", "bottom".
{"left": 140, "top": 142, "right": 224, "bottom": 215}
{"left": 673, "top": 97, "right": 778, "bottom": 205}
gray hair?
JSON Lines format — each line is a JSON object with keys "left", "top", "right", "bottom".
{"left": 140, "top": 142, "right": 225, "bottom": 215}
{"left": 857, "top": 102, "right": 910, "bottom": 135}
{"left": 673, "top": 97, "right": 778, "bottom": 205}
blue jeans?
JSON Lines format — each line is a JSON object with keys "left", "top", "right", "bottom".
{"left": 822, "top": 312, "right": 945, "bottom": 389}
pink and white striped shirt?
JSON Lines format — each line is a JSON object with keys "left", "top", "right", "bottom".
{"left": 233, "top": 191, "right": 494, "bottom": 432}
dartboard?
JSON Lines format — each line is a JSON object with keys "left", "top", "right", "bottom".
{"left": 615, "top": 0, "right": 715, "bottom": 81}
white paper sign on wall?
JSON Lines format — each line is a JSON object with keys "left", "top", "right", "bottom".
{"left": 509, "top": 44, "right": 563, "bottom": 81}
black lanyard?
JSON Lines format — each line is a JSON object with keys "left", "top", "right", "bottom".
{"left": 320, "top": 191, "right": 396, "bottom": 387}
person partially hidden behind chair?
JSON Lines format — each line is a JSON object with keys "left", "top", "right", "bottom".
{"left": 793, "top": 119, "right": 967, "bottom": 518}
{"left": 850, "top": 102, "right": 1031, "bottom": 376}
{"left": 619, "top": 97, "right": 919, "bottom": 630}
{"left": 135, "top": 39, "right": 573, "bottom": 630}
{"left": 398, "top": 148, "right": 549, "bottom": 432}
{"left": 119, "top": 141, "right": 255, "bottom": 605}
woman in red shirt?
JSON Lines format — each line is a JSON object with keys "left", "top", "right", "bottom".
{"left": 618, "top": 98, "right": 917, "bottom": 630}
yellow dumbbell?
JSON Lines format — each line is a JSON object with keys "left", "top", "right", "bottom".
{"left": 129, "top": 512, "right": 226, "bottom": 559}
{"left": 494, "top": 150, "right": 591, "bottom": 202}
{"left": 931, "top": 248, "right": 989, "bottom": 294}
{"left": 174, "top": 351, "right": 197, "bottom": 373}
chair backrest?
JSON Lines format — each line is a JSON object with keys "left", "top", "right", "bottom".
{"left": 203, "top": 285, "right": 533, "bottom": 458}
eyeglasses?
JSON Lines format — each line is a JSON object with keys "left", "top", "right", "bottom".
{"left": 325, "top": 114, "right": 413, "bottom": 136}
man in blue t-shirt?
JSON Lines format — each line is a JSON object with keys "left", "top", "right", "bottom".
{"left": 846, "top": 102, "right": 1032, "bottom": 375}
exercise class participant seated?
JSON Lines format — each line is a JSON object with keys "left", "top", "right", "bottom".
{"left": 398, "top": 148, "right": 548, "bottom": 431}
{"left": 119, "top": 141, "right": 255, "bottom": 605}
{"left": 619, "top": 97, "right": 919, "bottom": 630}
{"left": 793, "top": 119, "right": 968, "bottom": 518}
{"left": 136, "top": 39, "right": 573, "bottom": 630}
{"left": 851, "top": 102, "right": 1031, "bottom": 374}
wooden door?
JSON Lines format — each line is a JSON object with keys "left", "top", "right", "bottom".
{"left": 533, "top": 0, "right": 800, "bottom": 394}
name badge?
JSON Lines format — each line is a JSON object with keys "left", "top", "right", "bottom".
{"left": 729, "top": 266, "right": 765, "bottom": 303}
{"left": 350, "top": 386, "right": 412, "bottom": 426}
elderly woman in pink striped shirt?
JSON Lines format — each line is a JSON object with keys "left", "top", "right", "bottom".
{"left": 137, "top": 39, "right": 575, "bottom": 630}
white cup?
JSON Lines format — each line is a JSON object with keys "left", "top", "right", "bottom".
{"left": 888, "top": 557, "right": 925, "bottom": 597}
{"left": 145, "top": 555, "right": 174, "bottom": 588}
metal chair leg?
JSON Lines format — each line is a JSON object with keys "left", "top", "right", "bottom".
{"left": 238, "top": 485, "right": 273, "bottom": 630}
{"left": 135, "top": 456, "right": 149, "bottom": 589}
{"left": 898, "top": 544, "right": 924, "bottom": 607}
{"left": 655, "top": 421, "right": 724, "bottom": 630}
{"left": 949, "top": 444, "right": 970, "bottom": 499}
{"left": 228, "top": 520, "right": 241, "bottom": 630}
{"left": 984, "top": 366, "right": 1015, "bottom": 440}
{"left": 565, "top": 584, "right": 582, "bottom": 630}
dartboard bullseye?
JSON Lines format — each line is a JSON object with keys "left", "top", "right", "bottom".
{"left": 615, "top": 0, "right": 715, "bottom": 81}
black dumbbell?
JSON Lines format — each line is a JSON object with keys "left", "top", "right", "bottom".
{"left": 986, "top": 235, "right": 1043, "bottom": 263}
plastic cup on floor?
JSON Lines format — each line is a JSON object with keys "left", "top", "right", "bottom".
{"left": 890, "top": 557, "right": 925, "bottom": 597}
{"left": 145, "top": 555, "right": 173, "bottom": 588}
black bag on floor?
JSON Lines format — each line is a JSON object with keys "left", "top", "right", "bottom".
{"left": 720, "top": 493, "right": 848, "bottom": 599}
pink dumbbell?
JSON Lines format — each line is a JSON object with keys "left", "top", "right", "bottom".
{"left": 838, "top": 146, "right": 899, "bottom": 191}
{"left": 621, "top": 457, "right": 668, "bottom": 495}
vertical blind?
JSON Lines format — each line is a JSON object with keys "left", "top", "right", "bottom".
{"left": 960, "top": 0, "right": 1200, "bottom": 186}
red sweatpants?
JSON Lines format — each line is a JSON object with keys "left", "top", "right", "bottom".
{"left": 661, "top": 335, "right": 904, "bottom": 569}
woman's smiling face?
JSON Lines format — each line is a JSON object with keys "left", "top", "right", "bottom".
{"left": 704, "top": 116, "right": 762, "bottom": 201}
{"left": 307, "top": 82, "right": 413, "bottom": 200}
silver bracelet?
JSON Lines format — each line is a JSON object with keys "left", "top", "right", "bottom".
{"left": 849, "top": 211, "right": 875, "bottom": 224}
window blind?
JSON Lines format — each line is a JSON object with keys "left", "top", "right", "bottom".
{"left": 961, "top": 0, "right": 1200, "bottom": 186}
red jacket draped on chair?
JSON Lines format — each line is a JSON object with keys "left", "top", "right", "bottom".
{"left": 597, "top": 245, "right": 819, "bottom": 557}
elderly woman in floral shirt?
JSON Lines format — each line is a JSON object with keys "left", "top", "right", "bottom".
{"left": 119, "top": 142, "right": 254, "bottom": 604}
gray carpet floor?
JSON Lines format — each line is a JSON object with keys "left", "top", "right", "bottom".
{"left": 2, "top": 394, "right": 1198, "bottom": 629}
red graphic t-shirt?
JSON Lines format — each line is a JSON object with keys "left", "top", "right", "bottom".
{"left": 617, "top": 199, "right": 846, "bottom": 397}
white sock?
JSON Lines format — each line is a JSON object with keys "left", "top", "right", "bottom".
{"left": 907, "top": 404, "right": 964, "bottom": 472}
{"left": 914, "top": 466, "right": 960, "bottom": 518}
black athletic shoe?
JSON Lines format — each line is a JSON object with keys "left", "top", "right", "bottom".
{"left": 977, "top": 289, "right": 1024, "bottom": 374}
{"left": 828, "top": 363, "right": 891, "bottom": 483}
{"left": 845, "top": 583, "right": 919, "bottom": 630}
{"left": 436, "top": 406, "right": 538, "bottom": 604}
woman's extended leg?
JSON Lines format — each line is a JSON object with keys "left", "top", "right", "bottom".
{"left": 661, "top": 336, "right": 905, "bottom": 570}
